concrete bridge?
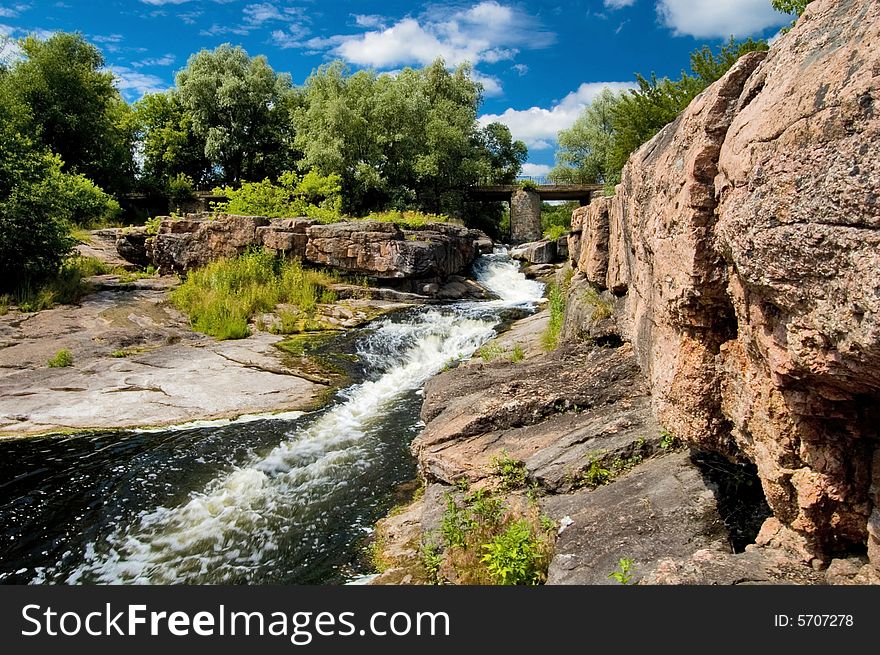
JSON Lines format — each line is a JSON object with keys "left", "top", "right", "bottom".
{"left": 468, "top": 182, "right": 603, "bottom": 243}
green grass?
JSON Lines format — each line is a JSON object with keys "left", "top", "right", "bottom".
{"left": 47, "top": 349, "right": 73, "bottom": 368}
{"left": 542, "top": 283, "right": 566, "bottom": 351}
{"left": 0, "top": 295, "right": 9, "bottom": 316}
{"left": 510, "top": 344, "right": 525, "bottom": 363}
{"left": 360, "top": 210, "right": 450, "bottom": 229}
{"left": 433, "top": 490, "right": 554, "bottom": 585}
{"left": 12, "top": 256, "right": 108, "bottom": 312}
{"left": 582, "top": 285, "right": 614, "bottom": 320}
{"left": 171, "top": 251, "right": 339, "bottom": 340}
{"left": 477, "top": 342, "right": 504, "bottom": 362}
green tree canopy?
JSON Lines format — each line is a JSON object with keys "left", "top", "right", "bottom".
{"left": 552, "top": 37, "right": 768, "bottom": 191}
{"left": 293, "top": 59, "right": 526, "bottom": 223}
{"left": 134, "top": 91, "right": 213, "bottom": 191}
{"left": 176, "top": 44, "right": 296, "bottom": 185}
{"left": 0, "top": 32, "right": 135, "bottom": 194}
{"left": 550, "top": 88, "right": 620, "bottom": 185}
{"left": 772, "top": 0, "right": 811, "bottom": 16}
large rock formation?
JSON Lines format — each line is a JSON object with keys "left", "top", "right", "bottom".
{"left": 117, "top": 214, "right": 488, "bottom": 283}
{"left": 569, "top": 0, "right": 880, "bottom": 566}
{"left": 305, "top": 221, "right": 478, "bottom": 279}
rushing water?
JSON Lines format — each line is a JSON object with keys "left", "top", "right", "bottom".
{"left": 0, "top": 252, "right": 543, "bottom": 585}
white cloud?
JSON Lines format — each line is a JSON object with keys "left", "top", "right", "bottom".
{"left": 140, "top": 0, "right": 192, "bottom": 5}
{"left": 604, "top": 0, "right": 636, "bottom": 8}
{"left": 0, "top": 3, "right": 30, "bottom": 18}
{"left": 243, "top": 2, "right": 304, "bottom": 27}
{"left": 281, "top": 2, "right": 553, "bottom": 70}
{"left": 512, "top": 63, "right": 528, "bottom": 76}
{"left": 521, "top": 163, "right": 551, "bottom": 177}
{"left": 479, "top": 81, "right": 636, "bottom": 150}
{"left": 657, "top": 0, "right": 790, "bottom": 38}
{"left": 354, "top": 14, "right": 386, "bottom": 29}
{"left": 91, "top": 34, "right": 124, "bottom": 44}
{"left": 109, "top": 65, "right": 169, "bottom": 100}
{"left": 472, "top": 71, "right": 503, "bottom": 97}
{"left": 132, "top": 53, "right": 176, "bottom": 68}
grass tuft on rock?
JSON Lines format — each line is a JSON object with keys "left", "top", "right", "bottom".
{"left": 542, "top": 282, "right": 566, "bottom": 350}
{"left": 47, "top": 348, "right": 73, "bottom": 368}
{"left": 171, "top": 250, "right": 338, "bottom": 340}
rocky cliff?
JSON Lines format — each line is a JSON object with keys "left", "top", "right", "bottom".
{"left": 567, "top": 0, "right": 880, "bottom": 567}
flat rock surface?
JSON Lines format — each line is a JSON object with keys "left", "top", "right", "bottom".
{"left": 543, "top": 452, "right": 728, "bottom": 585}
{"left": 0, "top": 284, "right": 324, "bottom": 436}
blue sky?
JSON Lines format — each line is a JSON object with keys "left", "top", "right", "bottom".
{"left": 0, "top": 0, "right": 793, "bottom": 172}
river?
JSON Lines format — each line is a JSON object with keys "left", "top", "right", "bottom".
{"left": 0, "top": 252, "right": 544, "bottom": 585}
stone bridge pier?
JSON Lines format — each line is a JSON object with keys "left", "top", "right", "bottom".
{"left": 467, "top": 183, "right": 603, "bottom": 244}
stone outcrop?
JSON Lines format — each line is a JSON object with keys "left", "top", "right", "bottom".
{"left": 510, "top": 239, "right": 557, "bottom": 265}
{"left": 117, "top": 214, "right": 490, "bottom": 283}
{"left": 567, "top": 0, "right": 880, "bottom": 567}
{"left": 150, "top": 214, "right": 270, "bottom": 273}
{"left": 305, "top": 221, "right": 479, "bottom": 279}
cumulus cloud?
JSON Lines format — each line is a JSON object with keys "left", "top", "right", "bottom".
{"left": 275, "top": 1, "right": 554, "bottom": 70}
{"left": 479, "top": 81, "right": 636, "bottom": 151}
{"left": 471, "top": 71, "right": 503, "bottom": 97}
{"left": 110, "top": 65, "right": 169, "bottom": 100}
{"left": 657, "top": 0, "right": 790, "bottom": 38}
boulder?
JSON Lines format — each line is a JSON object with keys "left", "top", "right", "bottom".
{"left": 304, "top": 221, "right": 477, "bottom": 279}
{"left": 510, "top": 240, "right": 557, "bottom": 265}
{"left": 149, "top": 214, "right": 270, "bottom": 273}
{"left": 114, "top": 228, "right": 151, "bottom": 269}
{"left": 556, "top": 236, "right": 569, "bottom": 261}
{"left": 257, "top": 218, "right": 314, "bottom": 258}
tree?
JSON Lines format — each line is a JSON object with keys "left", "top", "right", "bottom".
{"left": 772, "top": 0, "right": 811, "bottom": 16}
{"left": 176, "top": 44, "right": 295, "bottom": 185}
{"left": 550, "top": 88, "right": 620, "bottom": 185}
{"left": 554, "top": 37, "right": 769, "bottom": 191}
{"left": 0, "top": 32, "right": 135, "bottom": 194}
{"left": 134, "top": 91, "right": 213, "bottom": 191}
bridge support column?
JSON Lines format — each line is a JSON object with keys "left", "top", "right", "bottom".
{"left": 510, "top": 189, "right": 542, "bottom": 243}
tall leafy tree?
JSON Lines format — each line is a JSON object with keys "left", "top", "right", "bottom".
{"left": 0, "top": 32, "right": 135, "bottom": 194}
{"left": 772, "top": 0, "right": 811, "bottom": 16}
{"left": 176, "top": 44, "right": 295, "bottom": 185}
{"left": 550, "top": 88, "right": 620, "bottom": 185}
{"left": 134, "top": 91, "right": 213, "bottom": 191}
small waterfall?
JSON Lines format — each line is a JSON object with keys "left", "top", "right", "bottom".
{"left": 28, "top": 252, "right": 544, "bottom": 585}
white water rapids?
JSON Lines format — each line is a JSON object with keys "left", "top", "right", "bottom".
{"left": 43, "top": 252, "right": 543, "bottom": 584}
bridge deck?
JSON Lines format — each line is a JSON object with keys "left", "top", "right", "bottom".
{"left": 469, "top": 184, "right": 603, "bottom": 202}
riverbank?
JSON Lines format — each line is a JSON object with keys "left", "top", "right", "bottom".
{"left": 371, "top": 292, "right": 880, "bottom": 585}
{"left": 0, "top": 268, "right": 417, "bottom": 438}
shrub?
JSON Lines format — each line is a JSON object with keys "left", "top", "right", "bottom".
{"left": 491, "top": 452, "right": 528, "bottom": 490}
{"left": 543, "top": 224, "right": 568, "bottom": 242}
{"left": 214, "top": 170, "right": 342, "bottom": 221}
{"left": 608, "top": 557, "right": 636, "bottom": 585}
{"left": 519, "top": 179, "right": 540, "bottom": 192}
{"left": 168, "top": 173, "right": 195, "bottom": 209}
{"left": 47, "top": 348, "right": 73, "bottom": 368}
{"left": 542, "top": 283, "right": 566, "bottom": 350}
{"left": 170, "top": 251, "right": 337, "bottom": 340}
{"left": 362, "top": 211, "right": 449, "bottom": 229}
{"left": 52, "top": 171, "right": 121, "bottom": 227}
{"left": 481, "top": 520, "right": 548, "bottom": 586}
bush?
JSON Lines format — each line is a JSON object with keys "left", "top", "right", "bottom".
{"left": 542, "top": 283, "right": 566, "bottom": 350}
{"left": 362, "top": 210, "right": 449, "bottom": 229}
{"left": 481, "top": 520, "right": 547, "bottom": 586}
{"left": 491, "top": 452, "right": 528, "bottom": 490}
{"left": 47, "top": 348, "right": 73, "bottom": 368}
{"left": 170, "top": 251, "right": 337, "bottom": 340}
{"left": 214, "top": 170, "right": 342, "bottom": 222}
{"left": 168, "top": 173, "right": 195, "bottom": 209}
{"left": 52, "top": 171, "right": 121, "bottom": 227}
{"left": 544, "top": 225, "right": 568, "bottom": 241}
